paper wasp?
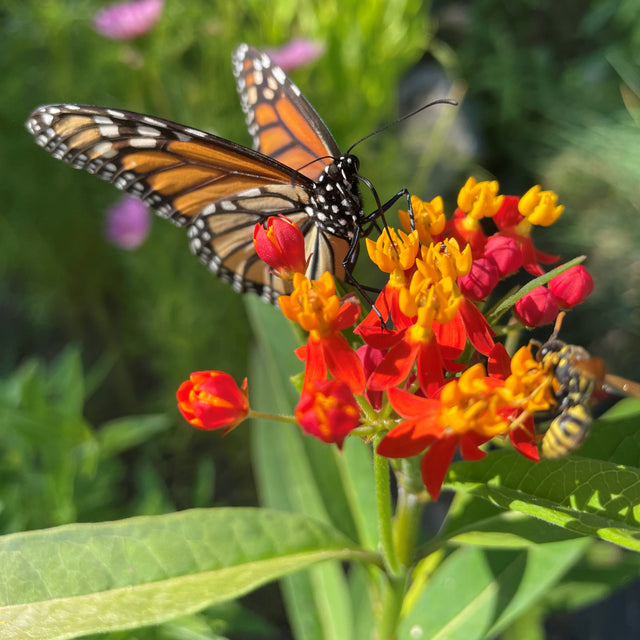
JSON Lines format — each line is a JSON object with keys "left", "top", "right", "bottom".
{"left": 536, "top": 314, "right": 640, "bottom": 458}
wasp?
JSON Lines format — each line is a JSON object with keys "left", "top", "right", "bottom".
{"left": 536, "top": 313, "right": 640, "bottom": 458}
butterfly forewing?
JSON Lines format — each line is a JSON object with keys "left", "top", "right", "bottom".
{"left": 233, "top": 44, "right": 340, "bottom": 181}
{"left": 27, "top": 104, "right": 311, "bottom": 226}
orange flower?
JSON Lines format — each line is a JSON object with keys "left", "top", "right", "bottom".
{"left": 280, "top": 272, "right": 365, "bottom": 393}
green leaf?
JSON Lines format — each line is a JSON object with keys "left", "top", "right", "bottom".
{"left": 399, "top": 538, "right": 589, "bottom": 640}
{"left": 245, "top": 296, "right": 382, "bottom": 640}
{"left": 96, "top": 414, "right": 172, "bottom": 459}
{"left": 445, "top": 448, "right": 640, "bottom": 551}
{"left": 0, "top": 508, "right": 372, "bottom": 640}
{"left": 539, "top": 542, "right": 640, "bottom": 613}
{"left": 576, "top": 398, "right": 640, "bottom": 464}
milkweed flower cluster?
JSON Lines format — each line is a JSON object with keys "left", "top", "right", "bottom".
{"left": 93, "top": 0, "right": 164, "bottom": 41}
{"left": 177, "top": 179, "right": 595, "bottom": 499}
{"left": 104, "top": 195, "right": 151, "bottom": 249}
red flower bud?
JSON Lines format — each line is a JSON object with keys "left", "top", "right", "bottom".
{"left": 295, "top": 379, "right": 361, "bottom": 448}
{"left": 458, "top": 257, "right": 500, "bottom": 301}
{"left": 549, "top": 265, "right": 593, "bottom": 309}
{"left": 514, "top": 286, "right": 559, "bottom": 327}
{"left": 253, "top": 216, "right": 307, "bottom": 279}
{"left": 177, "top": 371, "right": 249, "bottom": 432}
{"left": 483, "top": 235, "right": 523, "bottom": 277}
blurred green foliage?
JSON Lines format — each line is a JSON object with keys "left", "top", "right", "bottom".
{"left": 2, "top": 0, "right": 640, "bottom": 637}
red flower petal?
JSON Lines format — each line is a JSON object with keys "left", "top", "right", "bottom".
{"left": 295, "top": 379, "right": 360, "bottom": 447}
{"left": 420, "top": 436, "right": 458, "bottom": 500}
{"left": 377, "top": 419, "right": 437, "bottom": 458}
{"left": 459, "top": 431, "right": 489, "bottom": 460}
{"left": 322, "top": 333, "right": 365, "bottom": 394}
{"left": 303, "top": 339, "right": 328, "bottom": 387}
{"left": 367, "top": 338, "right": 420, "bottom": 391}
{"left": 487, "top": 343, "right": 512, "bottom": 379}
{"left": 357, "top": 345, "right": 385, "bottom": 409}
{"left": 433, "top": 314, "right": 466, "bottom": 359}
{"left": 458, "top": 299, "right": 495, "bottom": 355}
{"left": 387, "top": 386, "right": 440, "bottom": 417}
{"left": 176, "top": 371, "right": 249, "bottom": 432}
{"left": 416, "top": 338, "right": 445, "bottom": 396}
{"left": 509, "top": 417, "right": 540, "bottom": 462}
{"left": 333, "top": 298, "right": 362, "bottom": 330}
{"left": 549, "top": 265, "right": 594, "bottom": 309}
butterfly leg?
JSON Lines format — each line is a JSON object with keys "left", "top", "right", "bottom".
{"left": 362, "top": 188, "right": 414, "bottom": 228}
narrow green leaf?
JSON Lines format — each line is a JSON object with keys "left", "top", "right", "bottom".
{"left": 246, "top": 297, "right": 361, "bottom": 640}
{"left": 489, "top": 256, "right": 585, "bottom": 320}
{"left": 0, "top": 508, "right": 371, "bottom": 640}
{"left": 399, "top": 538, "right": 589, "bottom": 639}
{"left": 96, "top": 414, "right": 172, "bottom": 459}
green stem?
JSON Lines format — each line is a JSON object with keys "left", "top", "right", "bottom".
{"left": 376, "top": 574, "right": 406, "bottom": 640}
{"left": 247, "top": 410, "right": 298, "bottom": 424}
{"left": 393, "top": 486, "right": 422, "bottom": 567}
{"left": 373, "top": 439, "right": 401, "bottom": 577}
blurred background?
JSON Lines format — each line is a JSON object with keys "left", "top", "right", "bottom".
{"left": 2, "top": 0, "right": 640, "bottom": 638}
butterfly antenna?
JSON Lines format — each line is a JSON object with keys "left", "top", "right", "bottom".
{"left": 289, "top": 155, "right": 336, "bottom": 187}
{"left": 346, "top": 98, "right": 458, "bottom": 155}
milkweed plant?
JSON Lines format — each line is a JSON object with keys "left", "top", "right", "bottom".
{"left": 6, "top": 3, "right": 640, "bottom": 635}
{"left": 6, "top": 174, "right": 640, "bottom": 640}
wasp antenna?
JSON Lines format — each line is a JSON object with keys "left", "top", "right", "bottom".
{"left": 550, "top": 311, "right": 566, "bottom": 341}
{"left": 346, "top": 98, "right": 458, "bottom": 155}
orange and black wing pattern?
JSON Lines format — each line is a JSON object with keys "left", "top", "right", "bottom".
{"left": 26, "top": 104, "right": 326, "bottom": 301}
{"left": 26, "top": 44, "right": 359, "bottom": 303}
{"left": 233, "top": 43, "right": 340, "bottom": 181}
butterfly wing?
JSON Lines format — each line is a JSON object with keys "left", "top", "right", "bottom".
{"left": 233, "top": 43, "right": 340, "bottom": 181}
{"left": 26, "top": 103, "right": 349, "bottom": 302}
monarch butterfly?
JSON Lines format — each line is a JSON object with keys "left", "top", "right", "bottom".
{"left": 26, "top": 43, "right": 404, "bottom": 303}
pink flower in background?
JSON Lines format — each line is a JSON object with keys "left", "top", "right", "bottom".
{"left": 104, "top": 195, "right": 151, "bottom": 249}
{"left": 267, "top": 38, "right": 325, "bottom": 72}
{"left": 93, "top": 0, "right": 164, "bottom": 40}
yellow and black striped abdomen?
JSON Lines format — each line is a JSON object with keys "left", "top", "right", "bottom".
{"left": 541, "top": 404, "right": 592, "bottom": 459}
{"left": 539, "top": 341, "right": 598, "bottom": 458}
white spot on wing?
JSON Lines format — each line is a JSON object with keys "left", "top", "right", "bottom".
{"left": 272, "top": 67, "right": 286, "bottom": 85}
{"left": 98, "top": 125, "right": 120, "bottom": 138}
{"left": 136, "top": 125, "right": 161, "bottom": 137}
{"left": 129, "top": 137, "right": 157, "bottom": 148}
{"left": 93, "top": 141, "right": 117, "bottom": 157}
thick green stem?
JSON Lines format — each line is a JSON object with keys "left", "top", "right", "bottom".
{"left": 375, "top": 574, "right": 406, "bottom": 640}
{"left": 393, "top": 486, "right": 422, "bottom": 567}
{"left": 373, "top": 440, "right": 401, "bottom": 577}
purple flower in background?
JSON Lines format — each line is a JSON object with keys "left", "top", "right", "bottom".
{"left": 93, "top": 0, "right": 164, "bottom": 40}
{"left": 266, "top": 38, "right": 325, "bottom": 72}
{"left": 104, "top": 195, "right": 151, "bottom": 249}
